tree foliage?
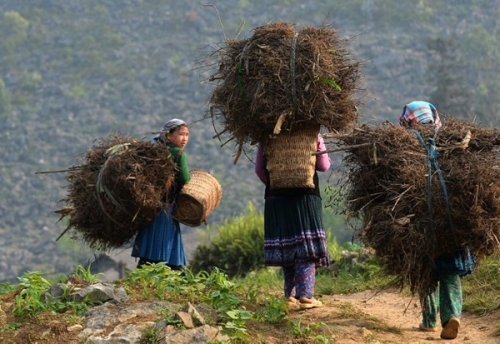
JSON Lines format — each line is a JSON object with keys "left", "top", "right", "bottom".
{"left": 0, "top": 78, "right": 9, "bottom": 117}
{"left": 189, "top": 203, "right": 265, "bottom": 278}
{"left": 0, "top": 11, "right": 29, "bottom": 55}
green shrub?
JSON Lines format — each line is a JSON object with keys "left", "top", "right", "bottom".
{"left": 189, "top": 202, "right": 264, "bottom": 278}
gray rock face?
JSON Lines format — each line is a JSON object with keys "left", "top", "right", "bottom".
{"left": 43, "top": 281, "right": 228, "bottom": 343}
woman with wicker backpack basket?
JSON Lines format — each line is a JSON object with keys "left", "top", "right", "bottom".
{"left": 255, "top": 132, "right": 331, "bottom": 310}
{"left": 132, "top": 118, "right": 191, "bottom": 271}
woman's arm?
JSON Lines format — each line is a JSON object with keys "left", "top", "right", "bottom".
{"left": 315, "top": 135, "right": 331, "bottom": 172}
{"left": 254, "top": 143, "right": 269, "bottom": 185}
{"left": 176, "top": 151, "right": 191, "bottom": 185}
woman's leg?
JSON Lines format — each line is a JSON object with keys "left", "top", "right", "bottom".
{"left": 439, "top": 273, "right": 462, "bottom": 325}
{"left": 283, "top": 265, "right": 296, "bottom": 298}
{"left": 295, "top": 260, "right": 316, "bottom": 299}
{"left": 419, "top": 283, "right": 439, "bottom": 328}
{"left": 438, "top": 273, "right": 462, "bottom": 339}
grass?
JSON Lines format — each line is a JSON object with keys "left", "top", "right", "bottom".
{"left": 1, "top": 247, "right": 500, "bottom": 343}
{"left": 462, "top": 251, "right": 500, "bottom": 315}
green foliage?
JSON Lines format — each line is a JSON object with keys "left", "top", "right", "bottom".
{"left": 223, "top": 308, "right": 252, "bottom": 339}
{"left": 318, "top": 76, "right": 341, "bottom": 91}
{"left": 189, "top": 202, "right": 265, "bottom": 278}
{"left": 427, "top": 37, "right": 473, "bottom": 119}
{"left": 0, "top": 282, "right": 15, "bottom": 295}
{"left": 322, "top": 183, "right": 354, "bottom": 244}
{"left": 72, "top": 264, "right": 103, "bottom": 283}
{"left": 13, "top": 271, "right": 52, "bottom": 318}
{"left": 139, "top": 326, "right": 160, "bottom": 344}
{"left": 67, "top": 82, "right": 88, "bottom": 98}
{"left": 252, "top": 293, "right": 287, "bottom": 324}
{"left": 462, "top": 252, "right": 500, "bottom": 314}
{"left": 3, "top": 242, "right": 500, "bottom": 342}
{"left": 10, "top": 267, "right": 105, "bottom": 319}
{"left": 0, "top": 11, "right": 29, "bottom": 54}
{"left": 124, "top": 263, "right": 244, "bottom": 311}
{"left": 0, "top": 78, "right": 9, "bottom": 117}
{"left": 125, "top": 264, "right": 256, "bottom": 342}
{"left": 323, "top": 242, "right": 395, "bottom": 295}
{"left": 19, "top": 70, "right": 42, "bottom": 91}
{"left": 288, "top": 315, "right": 329, "bottom": 342}
{"left": 126, "top": 263, "right": 198, "bottom": 301}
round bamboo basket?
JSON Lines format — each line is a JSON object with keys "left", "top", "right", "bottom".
{"left": 264, "top": 124, "right": 320, "bottom": 189}
{"left": 173, "top": 169, "right": 223, "bottom": 227}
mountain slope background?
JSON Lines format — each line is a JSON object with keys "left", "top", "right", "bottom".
{"left": 1, "top": 0, "right": 499, "bottom": 283}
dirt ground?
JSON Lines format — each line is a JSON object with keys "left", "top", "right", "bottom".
{"left": 283, "top": 290, "right": 500, "bottom": 344}
{"left": 1, "top": 287, "right": 499, "bottom": 343}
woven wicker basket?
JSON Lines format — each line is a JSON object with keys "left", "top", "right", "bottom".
{"left": 173, "top": 169, "right": 223, "bottom": 227}
{"left": 264, "top": 124, "right": 320, "bottom": 189}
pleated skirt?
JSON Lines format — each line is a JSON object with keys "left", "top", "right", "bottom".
{"left": 131, "top": 205, "right": 186, "bottom": 266}
{"left": 264, "top": 194, "right": 329, "bottom": 267}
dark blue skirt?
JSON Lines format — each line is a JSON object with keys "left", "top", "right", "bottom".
{"left": 131, "top": 205, "right": 186, "bottom": 266}
{"left": 264, "top": 194, "right": 329, "bottom": 267}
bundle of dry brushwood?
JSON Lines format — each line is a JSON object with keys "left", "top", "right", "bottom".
{"left": 55, "top": 135, "right": 177, "bottom": 251}
{"left": 207, "top": 21, "right": 362, "bottom": 162}
{"left": 328, "top": 118, "right": 500, "bottom": 294}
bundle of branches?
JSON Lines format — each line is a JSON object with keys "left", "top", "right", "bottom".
{"left": 56, "top": 135, "right": 177, "bottom": 251}
{"left": 207, "top": 21, "right": 362, "bottom": 160}
{"left": 331, "top": 118, "right": 500, "bottom": 294}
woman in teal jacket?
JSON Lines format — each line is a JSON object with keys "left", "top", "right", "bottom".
{"left": 132, "top": 118, "right": 191, "bottom": 270}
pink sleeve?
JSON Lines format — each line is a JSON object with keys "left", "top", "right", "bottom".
{"left": 255, "top": 142, "right": 269, "bottom": 185}
{"left": 315, "top": 135, "right": 331, "bottom": 172}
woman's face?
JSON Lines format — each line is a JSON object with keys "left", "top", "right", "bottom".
{"left": 167, "top": 125, "right": 189, "bottom": 149}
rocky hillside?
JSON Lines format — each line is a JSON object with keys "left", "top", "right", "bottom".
{"left": 1, "top": 0, "right": 499, "bottom": 282}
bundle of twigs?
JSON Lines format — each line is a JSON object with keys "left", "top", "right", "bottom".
{"left": 330, "top": 118, "right": 500, "bottom": 294}
{"left": 55, "top": 135, "right": 177, "bottom": 251}
{"left": 207, "top": 21, "right": 362, "bottom": 161}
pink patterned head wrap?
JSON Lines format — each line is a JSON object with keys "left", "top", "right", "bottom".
{"left": 399, "top": 101, "right": 442, "bottom": 129}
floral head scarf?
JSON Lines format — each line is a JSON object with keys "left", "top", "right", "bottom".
{"left": 399, "top": 101, "right": 442, "bottom": 129}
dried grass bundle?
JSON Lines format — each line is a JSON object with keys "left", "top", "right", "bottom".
{"left": 56, "top": 135, "right": 177, "bottom": 250}
{"left": 207, "top": 22, "right": 362, "bottom": 156}
{"left": 332, "top": 118, "right": 500, "bottom": 293}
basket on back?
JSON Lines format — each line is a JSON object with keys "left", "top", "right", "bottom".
{"left": 263, "top": 125, "right": 320, "bottom": 189}
{"left": 173, "top": 169, "right": 223, "bottom": 227}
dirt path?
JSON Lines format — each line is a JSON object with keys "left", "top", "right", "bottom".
{"left": 286, "top": 290, "right": 500, "bottom": 344}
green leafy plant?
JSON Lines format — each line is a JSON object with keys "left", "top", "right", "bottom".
{"left": 222, "top": 308, "right": 252, "bottom": 341}
{"left": 13, "top": 271, "right": 51, "bottom": 318}
{"left": 73, "top": 264, "right": 103, "bottom": 283}
{"left": 189, "top": 202, "right": 265, "bottom": 278}
{"left": 253, "top": 294, "right": 287, "bottom": 324}
{"left": 139, "top": 326, "right": 160, "bottom": 344}
{"left": 318, "top": 76, "right": 342, "bottom": 91}
{"left": 11, "top": 269, "right": 94, "bottom": 319}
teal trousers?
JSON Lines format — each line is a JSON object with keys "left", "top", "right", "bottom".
{"left": 420, "top": 273, "right": 462, "bottom": 327}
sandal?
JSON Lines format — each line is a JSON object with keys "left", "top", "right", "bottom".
{"left": 286, "top": 297, "right": 300, "bottom": 310}
{"left": 419, "top": 323, "right": 438, "bottom": 332}
{"left": 440, "top": 317, "right": 460, "bottom": 339}
{"left": 299, "top": 297, "right": 323, "bottom": 309}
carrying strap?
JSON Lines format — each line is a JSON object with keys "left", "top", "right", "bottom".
{"left": 412, "top": 128, "right": 454, "bottom": 237}
{"left": 95, "top": 144, "right": 131, "bottom": 226}
{"left": 290, "top": 32, "right": 299, "bottom": 119}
